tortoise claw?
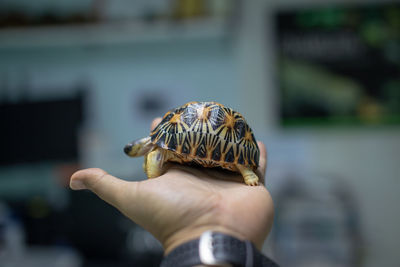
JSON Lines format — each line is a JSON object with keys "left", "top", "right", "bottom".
{"left": 245, "top": 176, "right": 259, "bottom": 186}
{"left": 236, "top": 164, "right": 259, "bottom": 186}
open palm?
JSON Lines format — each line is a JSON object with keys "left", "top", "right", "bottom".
{"left": 70, "top": 118, "right": 274, "bottom": 254}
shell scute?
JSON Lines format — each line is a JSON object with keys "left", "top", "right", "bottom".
{"left": 211, "top": 141, "right": 222, "bottom": 162}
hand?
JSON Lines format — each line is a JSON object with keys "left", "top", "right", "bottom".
{"left": 70, "top": 118, "right": 274, "bottom": 255}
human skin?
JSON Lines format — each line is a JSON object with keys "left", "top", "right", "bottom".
{"left": 70, "top": 118, "right": 274, "bottom": 255}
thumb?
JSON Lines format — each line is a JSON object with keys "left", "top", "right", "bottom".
{"left": 70, "top": 168, "right": 134, "bottom": 208}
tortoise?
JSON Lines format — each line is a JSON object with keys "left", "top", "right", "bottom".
{"left": 124, "top": 101, "right": 260, "bottom": 186}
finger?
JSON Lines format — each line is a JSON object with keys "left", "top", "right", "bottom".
{"left": 70, "top": 168, "right": 134, "bottom": 208}
{"left": 256, "top": 141, "right": 267, "bottom": 181}
{"left": 151, "top": 117, "right": 162, "bottom": 131}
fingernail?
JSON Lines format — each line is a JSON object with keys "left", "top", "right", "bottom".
{"left": 70, "top": 179, "right": 87, "bottom": 190}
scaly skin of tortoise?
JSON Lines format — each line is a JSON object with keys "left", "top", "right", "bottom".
{"left": 124, "top": 101, "right": 260, "bottom": 186}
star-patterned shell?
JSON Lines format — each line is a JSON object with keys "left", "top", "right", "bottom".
{"left": 150, "top": 101, "right": 259, "bottom": 171}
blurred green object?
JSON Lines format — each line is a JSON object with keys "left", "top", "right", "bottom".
{"left": 296, "top": 8, "right": 346, "bottom": 29}
{"left": 361, "top": 20, "right": 389, "bottom": 48}
{"left": 280, "top": 59, "right": 362, "bottom": 117}
{"left": 382, "top": 80, "right": 400, "bottom": 113}
{"left": 277, "top": 2, "right": 400, "bottom": 127}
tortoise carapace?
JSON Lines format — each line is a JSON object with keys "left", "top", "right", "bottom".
{"left": 124, "top": 101, "right": 260, "bottom": 185}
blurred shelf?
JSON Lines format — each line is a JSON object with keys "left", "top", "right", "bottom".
{"left": 0, "top": 18, "right": 229, "bottom": 49}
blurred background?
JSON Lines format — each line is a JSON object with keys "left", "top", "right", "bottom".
{"left": 0, "top": 0, "right": 399, "bottom": 266}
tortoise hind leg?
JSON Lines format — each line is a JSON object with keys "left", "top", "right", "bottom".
{"left": 144, "top": 147, "right": 168, "bottom": 178}
{"left": 236, "top": 164, "right": 259, "bottom": 186}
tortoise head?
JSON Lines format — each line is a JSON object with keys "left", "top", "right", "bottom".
{"left": 124, "top": 136, "right": 154, "bottom": 157}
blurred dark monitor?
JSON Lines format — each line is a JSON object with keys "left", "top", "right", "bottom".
{"left": 0, "top": 94, "right": 84, "bottom": 165}
{"left": 275, "top": 2, "right": 400, "bottom": 127}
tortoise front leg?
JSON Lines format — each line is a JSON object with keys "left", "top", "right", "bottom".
{"left": 236, "top": 164, "right": 259, "bottom": 186}
{"left": 144, "top": 147, "right": 168, "bottom": 179}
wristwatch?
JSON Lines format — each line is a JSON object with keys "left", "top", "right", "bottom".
{"left": 160, "top": 231, "right": 279, "bottom": 267}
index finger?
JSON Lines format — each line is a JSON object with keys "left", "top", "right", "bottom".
{"left": 151, "top": 117, "right": 162, "bottom": 131}
{"left": 256, "top": 141, "right": 267, "bottom": 183}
